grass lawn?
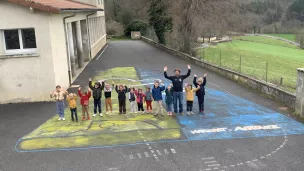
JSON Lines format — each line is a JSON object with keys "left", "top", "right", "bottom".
{"left": 198, "top": 36, "right": 304, "bottom": 92}
{"left": 18, "top": 67, "right": 182, "bottom": 151}
{"left": 266, "top": 34, "right": 296, "bottom": 42}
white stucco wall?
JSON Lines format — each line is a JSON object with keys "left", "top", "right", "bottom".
{"left": 48, "top": 15, "right": 70, "bottom": 89}
{"left": 0, "top": 1, "right": 107, "bottom": 104}
{"left": 0, "top": 1, "right": 56, "bottom": 103}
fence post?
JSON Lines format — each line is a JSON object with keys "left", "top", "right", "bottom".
{"left": 296, "top": 68, "right": 304, "bottom": 117}
{"left": 239, "top": 55, "right": 242, "bottom": 73}
{"left": 266, "top": 62, "right": 268, "bottom": 83}
{"left": 280, "top": 77, "right": 283, "bottom": 86}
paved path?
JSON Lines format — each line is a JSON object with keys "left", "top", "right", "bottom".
{"left": 1, "top": 40, "right": 304, "bottom": 171}
{"left": 245, "top": 34, "right": 300, "bottom": 47}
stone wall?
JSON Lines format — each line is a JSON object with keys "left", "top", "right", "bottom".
{"left": 141, "top": 36, "right": 296, "bottom": 109}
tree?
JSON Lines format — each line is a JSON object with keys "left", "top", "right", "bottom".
{"left": 287, "top": 0, "right": 304, "bottom": 22}
{"left": 124, "top": 20, "right": 148, "bottom": 37}
{"left": 148, "top": 0, "right": 173, "bottom": 45}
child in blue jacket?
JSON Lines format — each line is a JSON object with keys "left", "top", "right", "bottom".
{"left": 152, "top": 81, "right": 165, "bottom": 116}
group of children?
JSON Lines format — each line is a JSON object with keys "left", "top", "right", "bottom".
{"left": 50, "top": 72, "right": 207, "bottom": 122}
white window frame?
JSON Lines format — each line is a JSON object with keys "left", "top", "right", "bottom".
{"left": 2, "top": 28, "right": 37, "bottom": 54}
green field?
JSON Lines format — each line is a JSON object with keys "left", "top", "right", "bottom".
{"left": 266, "top": 34, "right": 296, "bottom": 41}
{"left": 17, "top": 67, "right": 181, "bottom": 151}
{"left": 198, "top": 36, "right": 304, "bottom": 92}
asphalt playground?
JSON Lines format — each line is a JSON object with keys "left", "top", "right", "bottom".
{"left": 1, "top": 40, "right": 304, "bottom": 171}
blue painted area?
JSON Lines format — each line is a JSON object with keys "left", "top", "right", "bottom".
{"left": 138, "top": 68, "right": 304, "bottom": 141}
{"left": 16, "top": 69, "right": 304, "bottom": 153}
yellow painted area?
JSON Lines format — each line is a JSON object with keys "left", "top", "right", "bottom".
{"left": 18, "top": 67, "right": 181, "bottom": 151}
{"left": 19, "top": 129, "right": 182, "bottom": 150}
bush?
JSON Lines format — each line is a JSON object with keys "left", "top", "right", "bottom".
{"left": 106, "top": 20, "right": 124, "bottom": 36}
{"left": 124, "top": 20, "right": 148, "bottom": 37}
{"left": 296, "top": 33, "right": 304, "bottom": 49}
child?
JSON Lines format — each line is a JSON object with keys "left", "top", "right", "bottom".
{"left": 50, "top": 85, "right": 68, "bottom": 121}
{"left": 78, "top": 87, "right": 92, "bottom": 120}
{"left": 144, "top": 86, "right": 153, "bottom": 114}
{"left": 152, "top": 81, "right": 165, "bottom": 116}
{"left": 135, "top": 88, "right": 146, "bottom": 113}
{"left": 104, "top": 82, "right": 114, "bottom": 114}
{"left": 185, "top": 84, "right": 200, "bottom": 115}
{"left": 115, "top": 84, "right": 128, "bottom": 114}
{"left": 193, "top": 73, "right": 207, "bottom": 114}
{"left": 165, "top": 84, "right": 174, "bottom": 116}
{"left": 128, "top": 87, "right": 137, "bottom": 113}
{"left": 89, "top": 78, "right": 105, "bottom": 117}
{"left": 66, "top": 93, "right": 78, "bottom": 122}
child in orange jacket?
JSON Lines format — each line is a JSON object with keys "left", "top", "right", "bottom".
{"left": 66, "top": 93, "right": 78, "bottom": 122}
{"left": 78, "top": 87, "right": 91, "bottom": 120}
{"left": 185, "top": 84, "right": 200, "bottom": 115}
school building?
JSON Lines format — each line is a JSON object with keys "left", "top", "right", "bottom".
{"left": 0, "top": 0, "right": 107, "bottom": 104}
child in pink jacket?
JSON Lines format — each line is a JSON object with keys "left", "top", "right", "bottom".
{"left": 135, "top": 88, "right": 146, "bottom": 113}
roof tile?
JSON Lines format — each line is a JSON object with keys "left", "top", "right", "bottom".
{"left": 8, "top": 0, "right": 102, "bottom": 14}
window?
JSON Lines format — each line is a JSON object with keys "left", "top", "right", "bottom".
{"left": 2, "top": 28, "right": 37, "bottom": 54}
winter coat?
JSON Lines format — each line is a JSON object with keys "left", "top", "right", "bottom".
{"left": 66, "top": 95, "right": 77, "bottom": 108}
{"left": 89, "top": 81, "right": 105, "bottom": 99}
{"left": 165, "top": 88, "right": 174, "bottom": 104}
{"left": 145, "top": 91, "right": 153, "bottom": 101}
{"left": 135, "top": 90, "right": 145, "bottom": 104}
{"left": 152, "top": 85, "right": 165, "bottom": 101}
{"left": 78, "top": 90, "right": 91, "bottom": 106}
{"left": 193, "top": 77, "right": 206, "bottom": 97}
{"left": 128, "top": 92, "right": 136, "bottom": 102}
{"left": 164, "top": 69, "right": 191, "bottom": 92}
{"left": 115, "top": 85, "right": 128, "bottom": 102}
{"left": 185, "top": 86, "right": 200, "bottom": 101}
{"left": 104, "top": 84, "right": 114, "bottom": 98}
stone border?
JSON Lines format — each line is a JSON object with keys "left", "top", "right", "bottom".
{"left": 140, "top": 36, "right": 296, "bottom": 109}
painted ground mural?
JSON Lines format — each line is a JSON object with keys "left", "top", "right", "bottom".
{"left": 15, "top": 67, "right": 304, "bottom": 152}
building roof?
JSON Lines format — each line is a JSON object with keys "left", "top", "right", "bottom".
{"left": 8, "top": 0, "right": 103, "bottom": 14}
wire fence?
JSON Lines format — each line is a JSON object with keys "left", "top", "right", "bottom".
{"left": 198, "top": 49, "right": 298, "bottom": 93}
{"left": 144, "top": 30, "right": 299, "bottom": 93}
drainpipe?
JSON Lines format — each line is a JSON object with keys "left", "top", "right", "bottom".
{"left": 86, "top": 12, "right": 96, "bottom": 60}
{"left": 63, "top": 13, "right": 76, "bottom": 86}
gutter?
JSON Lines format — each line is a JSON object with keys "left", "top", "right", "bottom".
{"left": 61, "top": 9, "right": 104, "bottom": 13}
{"left": 86, "top": 12, "right": 96, "bottom": 60}
{"left": 63, "top": 13, "right": 76, "bottom": 86}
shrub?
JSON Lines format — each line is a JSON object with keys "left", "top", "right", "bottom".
{"left": 106, "top": 20, "right": 124, "bottom": 36}
{"left": 124, "top": 20, "right": 148, "bottom": 37}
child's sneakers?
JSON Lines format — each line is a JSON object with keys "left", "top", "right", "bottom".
{"left": 100, "top": 113, "right": 103, "bottom": 117}
{"left": 190, "top": 111, "right": 194, "bottom": 115}
{"left": 87, "top": 116, "right": 91, "bottom": 120}
{"left": 82, "top": 116, "right": 86, "bottom": 121}
{"left": 187, "top": 112, "right": 191, "bottom": 115}
{"left": 167, "top": 112, "right": 170, "bottom": 116}
{"left": 93, "top": 114, "right": 97, "bottom": 117}
{"left": 62, "top": 117, "right": 66, "bottom": 121}
{"left": 58, "top": 117, "right": 62, "bottom": 121}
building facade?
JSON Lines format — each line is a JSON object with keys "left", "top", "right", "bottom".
{"left": 0, "top": 0, "right": 107, "bottom": 104}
